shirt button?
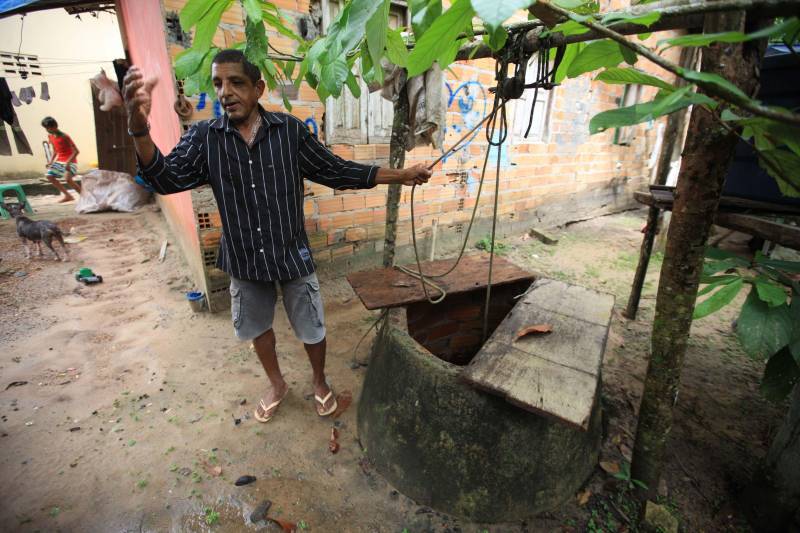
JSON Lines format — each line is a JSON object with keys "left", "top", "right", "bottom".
{"left": 251, "top": 184, "right": 256, "bottom": 188}
{"left": 259, "top": 248, "right": 264, "bottom": 253}
{"left": 248, "top": 160, "right": 252, "bottom": 164}
{"left": 257, "top": 227, "right": 261, "bottom": 232}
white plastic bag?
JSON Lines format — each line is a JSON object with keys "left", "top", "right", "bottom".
{"left": 75, "top": 169, "right": 152, "bottom": 213}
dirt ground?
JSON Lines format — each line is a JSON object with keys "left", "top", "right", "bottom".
{"left": 0, "top": 195, "right": 786, "bottom": 532}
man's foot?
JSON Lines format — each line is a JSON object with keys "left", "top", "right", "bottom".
{"left": 254, "top": 382, "right": 288, "bottom": 423}
{"left": 313, "top": 382, "right": 338, "bottom": 417}
{"left": 58, "top": 195, "right": 74, "bottom": 203}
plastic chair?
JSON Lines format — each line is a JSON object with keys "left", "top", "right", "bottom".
{"left": 0, "top": 183, "right": 34, "bottom": 219}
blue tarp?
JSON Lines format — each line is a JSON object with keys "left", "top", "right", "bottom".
{"left": 0, "top": 1, "right": 37, "bottom": 14}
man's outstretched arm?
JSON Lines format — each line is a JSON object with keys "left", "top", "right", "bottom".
{"left": 122, "top": 66, "right": 208, "bottom": 194}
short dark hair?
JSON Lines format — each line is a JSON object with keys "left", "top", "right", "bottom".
{"left": 212, "top": 49, "right": 261, "bottom": 84}
{"left": 41, "top": 116, "right": 58, "bottom": 128}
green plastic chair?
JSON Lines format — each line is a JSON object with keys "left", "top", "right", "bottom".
{"left": 0, "top": 183, "right": 34, "bottom": 220}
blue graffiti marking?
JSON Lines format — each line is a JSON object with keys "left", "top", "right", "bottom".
{"left": 196, "top": 92, "right": 207, "bottom": 110}
{"left": 213, "top": 100, "right": 222, "bottom": 118}
{"left": 443, "top": 80, "right": 488, "bottom": 162}
{"left": 304, "top": 117, "right": 318, "bottom": 137}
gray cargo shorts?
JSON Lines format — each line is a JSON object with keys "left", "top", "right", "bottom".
{"left": 229, "top": 273, "right": 326, "bottom": 344}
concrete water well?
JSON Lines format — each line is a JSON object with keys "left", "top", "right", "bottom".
{"left": 351, "top": 256, "right": 612, "bottom": 522}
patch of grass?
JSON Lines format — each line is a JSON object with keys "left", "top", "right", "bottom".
{"left": 49, "top": 507, "right": 60, "bottom": 518}
{"left": 128, "top": 439, "right": 136, "bottom": 447}
{"left": 169, "top": 464, "right": 179, "bottom": 472}
{"left": 191, "top": 471, "right": 203, "bottom": 483}
{"left": 475, "top": 236, "right": 509, "bottom": 255}
{"left": 612, "top": 251, "right": 640, "bottom": 271}
{"left": 298, "top": 520, "right": 308, "bottom": 530}
{"left": 165, "top": 446, "right": 175, "bottom": 454}
{"left": 204, "top": 507, "right": 220, "bottom": 526}
{"left": 584, "top": 265, "right": 601, "bottom": 278}
{"left": 136, "top": 479, "right": 148, "bottom": 489}
{"left": 190, "top": 488, "right": 202, "bottom": 499}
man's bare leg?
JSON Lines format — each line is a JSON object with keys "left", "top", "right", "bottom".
{"left": 304, "top": 338, "right": 335, "bottom": 414}
{"left": 252, "top": 328, "right": 288, "bottom": 418}
{"left": 45, "top": 175, "right": 74, "bottom": 202}
{"left": 64, "top": 172, "right": 81, "bottom": 194}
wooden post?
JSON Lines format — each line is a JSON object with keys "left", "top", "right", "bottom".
{"left": 630, "top": 11, "right": 766, "bottom": 499}
{"left": 623, "top": 47, "right": 698, "bottom": 320}
{"left": 382, "top": 81, "right": 409, "bottom": 268}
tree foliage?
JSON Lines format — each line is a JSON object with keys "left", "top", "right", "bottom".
{"left": 174, "top": 0, "right": 799, "bottom": 195}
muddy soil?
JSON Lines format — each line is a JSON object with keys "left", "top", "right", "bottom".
{"left": 0, "top": 197, "right": 785, "bottom": 532}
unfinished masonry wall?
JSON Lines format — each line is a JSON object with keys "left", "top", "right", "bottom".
{"left": 158, "top": 0, "right": 677, "bottom": 301}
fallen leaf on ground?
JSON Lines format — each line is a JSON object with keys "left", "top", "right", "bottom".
{"left": 202, "top": 462, "right": 222, "bottom": 477}
{"left": 515, "top": 324, "right": 553, "bottom": 340}
{"left": 599, "top": 461, "right": 620, "bottom": 475}
{"left": 269, "top": 518, "right": 297, "bottom": 532}
{"left": 329, "top": 427, "right": 340, "bottom": 454}
{"left": 576, "top": 489, "right": 591, "bottom": 506}
{"left": 332, "top": 390, "right": 353, "bottom": 418}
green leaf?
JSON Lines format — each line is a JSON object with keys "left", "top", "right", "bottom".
{"left": 550, "top": 20, "right": 591, "bottom": 38}
{"left": 242, "top": 0, "right": 262, "bottom": 22}
{"left": 365, "top": 0, "right": 389, "bottom": 73}
{"left": 694, "top": 278, "right": 744, "bottom": 319}
{"left": 183, "top": 74, "right": 201, "bottom": 97}
{"left": 193, "top": 0, "right": 230, "bottom": 50}
{"left": 567, "top": 40, "right": 626, "bottom": 78}
{"left": 759, "top": 149, "right": 800, "bottom": 198}
{"left": 680, "top": 68, "right": 749, "bottom": 100}
{"left": 345, "top": 71, "right": 361, "bottom": 99}
{"left": 283, "top": 60, "right": 296, "bottom": 79}
{"left": 471, "top": 0, "right": 533, "bottom": 30}
{"left": 408, "top": 0, "right": 475, "bottom": 77}
{"left": 761, "top": 347, "right": 800, "bottom": 402}
{"left": 245, "top": 19, "right": 269, "bottom": 73}
{"left": 789, "top": 293, "right": 800, "bottom": 361}
{"left": 589, "top": 91, "right": 714, "bottom": 134}
{"left": 755, "top": 253, "right": 800, "bottom": 274}
{"left": 410, "top": 0, "right": 442, "bottom": 40}
{"left": 738, "top": 290, "right": 793, "bottom": 360}
{"left": 385, "top": 28, "right": 409, "bottom": 67}
{"left": 659, "top": 17, "right": 800, "bottom": 50}
{"left": 438, "top": 38, "right": 467, "bottom": 71}
{"left": 484, "top": 24, "right": 508, "bottom": 52}
{"left": 601, "top": 11, "right": 660, "bottom": 28}
{"left": 554, "top": 42, "right": 582, "bottom": 84}
{"left": 179, "top": 0, "right": 219, "bottom": 32}
{"left": 595, "top": 67, "right": 676, "bottom": 92}
{"left": 697, "top": 274, "right": 739, "bottom": 296}
{"left": 756, "top": 278, "right": 788, "bottom": 307}
{"left": 705, "top": 247, "right": 749, "bottom": 262}
{"left": 262, "top": 10, "right": 303, "bottom": 43}
{"left": 174, "top": 47, "right": 207, "bottom": 80}
{"left": 638, "top": 32, "right": 652, "bottom": 41}
{"left": 198, "top": 47, "right": 217, "bottom": 95}
{"left": 320, "top": 56, "right": 350, "bottom": 97}
{"left": 620, "top": 44, "right": 638, "bottom": 66}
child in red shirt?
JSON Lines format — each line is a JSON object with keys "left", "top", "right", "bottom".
{"left": 42, "top": 116, "right": 81, "bottom": 203}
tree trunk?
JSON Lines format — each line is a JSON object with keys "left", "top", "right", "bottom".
{"left": 741, "top": 384, "right": 800, "bottom": 531}
{"left": 630, "top": 11, "right": 764, "bottom": 498}
{"left": 382, "top": 81, "right": 409, "bottom": 268}
{"left": 623, "top": 47, "right": 698, "bottom": 320}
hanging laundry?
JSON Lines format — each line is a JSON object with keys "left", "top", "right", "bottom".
{"left": 11, "top": 90, "right": 21, "bottom": 106}
{"left": 18, "top": 86, "right": 35, "bottom": 104}
{"left": 40, "top": 81, "right": 50, "bottom": 101}
{"left": 90, "top": 69, "right": 123, "bottom": 111}
{"left": 11, "top": 114, "right": 32, "bottom": 154}
{"left": 0, "top": 122, "right": 11, "bottom": 156}
{"left": 0, "top": 78, "right": 14, "bottom": 124}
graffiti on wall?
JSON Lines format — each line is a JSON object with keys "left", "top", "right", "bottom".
{"left": 443, "top": 80, "right": 487, "bottom": 163}
{"left": 304, "top": 117, "right": 319, "bottom": 136}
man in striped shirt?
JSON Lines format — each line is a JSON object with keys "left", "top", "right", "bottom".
{"left": 123, "top": 49, "right": 430, "bottom": 423}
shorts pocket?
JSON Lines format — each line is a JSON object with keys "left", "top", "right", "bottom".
{"left": 305, "top": 280, "right": 323, "bottom": 328}
{"left": 230, "top": 286, "right": 242, "bottom": 328}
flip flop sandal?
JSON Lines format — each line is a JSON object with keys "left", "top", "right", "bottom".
{"left": 315, "top": 390, "right": 338, "bottom": 417}
{"left": 254, "top": 391, "right": 288, "bottom": 423}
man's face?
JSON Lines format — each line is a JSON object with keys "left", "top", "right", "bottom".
{"left": 212, "top": 62, "right": 264, "bottom": 124}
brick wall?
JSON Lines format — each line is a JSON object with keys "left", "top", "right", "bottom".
{"left": 159, "top": 0, "right": 678, "bottom": 285}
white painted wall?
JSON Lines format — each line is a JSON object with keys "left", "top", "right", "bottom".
{"left": 0, "top": 9, "right": 125, "bottom": 175}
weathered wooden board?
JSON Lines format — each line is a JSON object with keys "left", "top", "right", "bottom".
{"left": 347, "top": 254, "right": 536, "bottom": 310}
{"left": 463, "top": 279, "right": 614, "bottom": 430}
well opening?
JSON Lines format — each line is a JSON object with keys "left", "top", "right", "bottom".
{"left": 405, "top": 279, "right": 533, "bottom": 365}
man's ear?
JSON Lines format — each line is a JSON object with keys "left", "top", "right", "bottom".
{"left": 255, "top": 79, "right": 266, "bottom": 98}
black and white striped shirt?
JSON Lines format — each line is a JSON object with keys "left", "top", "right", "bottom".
{"left": 139, "top": 107, "right": 378, "bottom": 281}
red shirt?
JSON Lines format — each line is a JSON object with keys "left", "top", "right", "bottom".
{"left": 49, "top": 132, "right": 77, "bottom": 163}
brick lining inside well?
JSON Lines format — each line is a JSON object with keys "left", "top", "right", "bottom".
{"left": 405, "top": 279, "right": 533, "bottom": 366}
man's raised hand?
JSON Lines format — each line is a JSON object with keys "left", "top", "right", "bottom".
{"left": 122, "top": 66, "right": 158, "bottom": 131}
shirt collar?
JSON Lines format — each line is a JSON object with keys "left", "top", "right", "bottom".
{"left": 210, "top": 105, "right": 285, "bottom": 131}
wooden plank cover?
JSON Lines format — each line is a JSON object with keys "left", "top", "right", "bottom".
{"left": 346, "top": 254, "right": 536, "bottom": 310}
{"left": 463, "top": 279, "right": 614, "bottom": 430}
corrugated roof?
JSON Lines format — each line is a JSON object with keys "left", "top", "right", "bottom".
{"left": 0, "top": 1, "right": 112, "bottom": 18}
